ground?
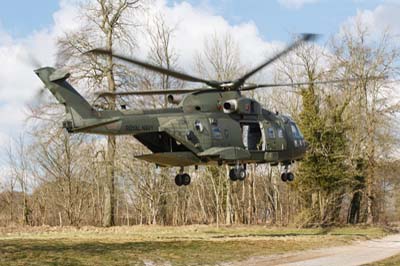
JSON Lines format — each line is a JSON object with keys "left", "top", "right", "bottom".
{"left": 229, "top": 232, "right": 400, "bottom": 266}
{"left": 0, "top": 225, "right": 396, "bottom": 266}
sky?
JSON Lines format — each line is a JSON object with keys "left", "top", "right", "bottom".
{"left": 171, "top": 0, "right": 382, "bottom": 41}
{"left": 0, "top": 1, "right": 395, "bottom": 41}
{"left": 0, "top": 0, "right": 399, "bottom": 168}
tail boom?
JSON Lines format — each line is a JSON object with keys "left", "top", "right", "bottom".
{"left": 35, "top": 67, "right": 99, "bottom": 129}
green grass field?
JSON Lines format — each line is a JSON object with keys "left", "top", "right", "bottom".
{"left": 0, "top": 225, "right": 392, "bottom": 266}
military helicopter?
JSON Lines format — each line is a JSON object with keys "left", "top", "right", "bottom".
{"left": 34, "top": 34, "right": 349, "bottom": 186}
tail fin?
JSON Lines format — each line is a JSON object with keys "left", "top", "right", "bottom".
{"left": 34, "top": 67, "right": 98, "bottom": 126}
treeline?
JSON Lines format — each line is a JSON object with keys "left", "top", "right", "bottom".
{"left": 0, "top": 0, "right": 399, "bottom": 227}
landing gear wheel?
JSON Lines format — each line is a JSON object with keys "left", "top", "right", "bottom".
{"left": 175, "top": 173, "right": 191, "bottom": 186}
{"left": 287, "top": 172, "right": 295, "bottom": 182}
{"left": 182, "top": 173, "right": 191, "bottom": 186}
{"left": 229, "top": 166, "right": 246, "bottom": 182}
{"left": 175, "top": 174, "right": 183, "bottom": 186}
{"left": 238, "top": 168, "right": 246, "bottom": 181}
{"left": 229, "top": 168, "right": 238, "bottom": 181}
{"left": 281, "top": 172, "right": 288, "bottom": 182}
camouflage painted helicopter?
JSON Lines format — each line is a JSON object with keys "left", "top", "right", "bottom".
{"left": 35, "top": 34, "right": 348, "bottom": 186}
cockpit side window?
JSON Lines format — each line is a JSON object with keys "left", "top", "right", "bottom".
{"left": 290, "top": 123, "right": 303, "bottom": 139}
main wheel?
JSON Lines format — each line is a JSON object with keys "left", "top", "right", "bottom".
{"left": 287, "top": 172, "right": 295, "bottom": 182}
{"left": 281, "top": 172, "right": 288, "bottom": 182}
{"left": 175, "top": 174, "right": 183, "bottom": 186}
{"left": 238, "top": 168, "right": 246, "bottom": 181}
{"left": 182, "top": 173, "right": 191, "bottom": 186}
{"left": 229, "top": 168, "right": 238, "bottom": 181}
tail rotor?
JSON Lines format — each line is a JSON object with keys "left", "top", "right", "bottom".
{"left": 18, "top": 50, "right": 49, "bottom": 107}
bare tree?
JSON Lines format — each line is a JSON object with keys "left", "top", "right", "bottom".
{"left": 6, "top": 136, "right": 32, "bottom": 225}
{"left": 57, "top": 0, "right": 141, "bottom": 227}
{"left": 0, "top": 162, "right": 18, "bottom": 225}
{"left": 195, "top": 32, "right": 244, "bottom": 81}
{"left": 330, "top": 22, "right": 400, "bottom": 224}
{"left": 195, "top": 32, "right": 245, "bottom": 225}
{"left": 144, "top": 13, "right": 183, "bottom": 107}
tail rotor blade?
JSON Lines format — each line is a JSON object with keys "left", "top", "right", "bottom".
{"left": 27, "top": 86, "right": 48, "bottom": 109}
{"left": 18, "top": 50, "right": 42, "bottom": 69}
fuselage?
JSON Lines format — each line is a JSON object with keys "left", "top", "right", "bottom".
{"left": 64, "top": 90, "right": 307, "bottom": 166}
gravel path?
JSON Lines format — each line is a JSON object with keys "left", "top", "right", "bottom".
{"left": 232, "top": 234, "right": 400, "bottom": 266}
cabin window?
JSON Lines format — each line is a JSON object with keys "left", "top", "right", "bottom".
{"left": 278, "top": 128, "right": 283, "bottom": 138}
{"left": 194, "top": 120, "right": 204, "bottom": 132}
{"left": 267, "top": 127, "right": 275, "bottom": 139}
{"left": 209, "top": 118, "right": 218, "bottom": 126}
{"left": 212, "top": 125, "right": 222, "bottom": 139}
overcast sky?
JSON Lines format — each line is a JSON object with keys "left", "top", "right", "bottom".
{"left": 0, "top": 0, "right": 399, "bottom": 166}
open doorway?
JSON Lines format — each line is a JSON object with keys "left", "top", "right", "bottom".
{"left": 241, "top": 122, "right": 262, "bottom": 151}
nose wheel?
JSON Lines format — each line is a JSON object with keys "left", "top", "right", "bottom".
{"left": 281, "top": 164, "right": 295, "bottom": 182}
{"left": 281, "top": 172, "right": 294, "bottom": 182}
{"left": 229, "top": 165, "right": 246, "bottom": 181}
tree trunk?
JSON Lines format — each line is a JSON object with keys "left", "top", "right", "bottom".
{"left": 365, "top": 93, "right": 376, "bottom": 224}
{"left": 103, "top": 29, "right": 117, "bottom": 227}
{"left": 103, "top": 135, "right": 116, "bottom": 227}
{"left": 247, "top": 173, "right": 252, "bottom": 224}
{"left": 225, "top": 166, "right": 231, "bottom": 225}
{"left": 251, "top": 166, "right": 258, "bottom": 224}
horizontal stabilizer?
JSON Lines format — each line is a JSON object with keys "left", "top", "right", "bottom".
{"left": 71, "top": 118, "right": 121, "bottom": 132}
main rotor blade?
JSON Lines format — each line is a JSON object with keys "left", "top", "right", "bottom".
{"left": 241, "top": 77, "right": 381, "bottom": 91}
{"left": 97, "top": 88, "right": 211, "bottom": 98}
{"left": 233, "top": 33, "right": 319, "bottom": 89}
{"left": 87, "top": 49, "right": 220, "bottom": 88}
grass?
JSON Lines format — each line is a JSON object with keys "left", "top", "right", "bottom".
{"left": 363, "top": 254, "right": 400, "bottom": 266}
{"left": 0, "top": 225, "right": 393, "bottom": 266}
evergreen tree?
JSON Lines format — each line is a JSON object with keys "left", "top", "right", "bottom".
{"left": 296, "top": 85, "right": 350, "bottom": 225}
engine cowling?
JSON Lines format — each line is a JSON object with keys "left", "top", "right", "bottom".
{"left": 167, "top": 94, "right": 182, "bottom": 105}
{"left": 223, "top": 98, "right": 261, "bottom": 114}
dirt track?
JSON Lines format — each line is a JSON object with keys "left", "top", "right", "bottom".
{"left": 232, "top": 234, "right": 400, "bottom": 266}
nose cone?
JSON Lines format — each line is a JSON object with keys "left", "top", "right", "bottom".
{"left": 304, "top": 140, "right": 310, "bottom": 150}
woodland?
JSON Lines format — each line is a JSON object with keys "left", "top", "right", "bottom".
{"left": 0, "top": 0, "right": 399, "bottom": 228}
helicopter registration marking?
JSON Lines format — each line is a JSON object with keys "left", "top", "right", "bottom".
{"left": 125, "top": 125, "right": 155, "bottom": 131}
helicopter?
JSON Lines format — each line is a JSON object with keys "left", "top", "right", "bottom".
{"left": 34, "top": 33, "right": 350, "bottom": 186}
